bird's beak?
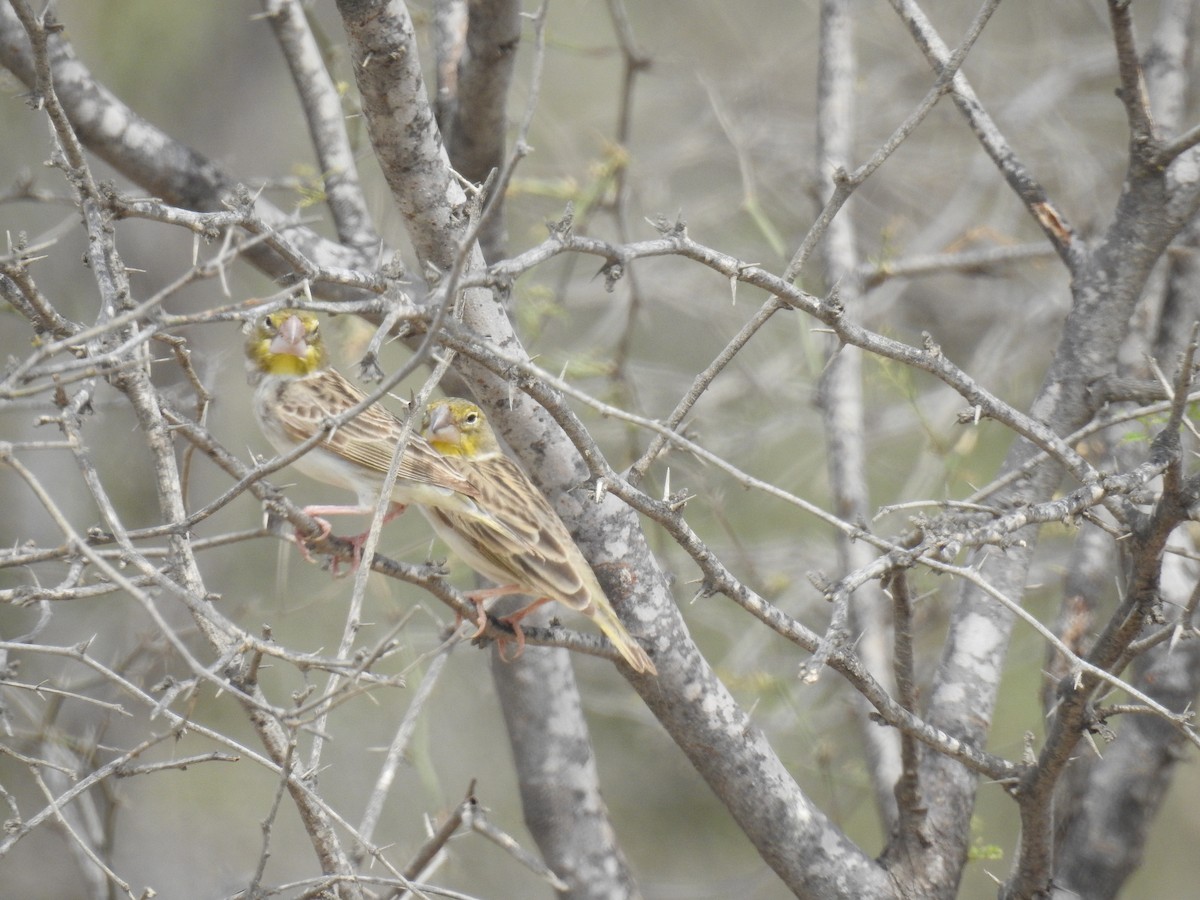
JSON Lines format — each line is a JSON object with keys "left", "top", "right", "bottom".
{"left": 426, "top": 403, "right": 460, "bottom": 443}
{"left": 269, "top": 315, "right": 308, "bottom": 359}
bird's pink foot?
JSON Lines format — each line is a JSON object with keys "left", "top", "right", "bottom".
{"left": 461, "top": 584, "right": 524, "bottom": 649}
{"left": 292, "top": 513, "right": 333, "bottom": 564}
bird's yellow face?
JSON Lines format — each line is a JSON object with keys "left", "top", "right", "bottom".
{"left": 246, "top": 309, "right": 327, "bottom": 378}
{"left": 423, "top": 399, "right": 501, "bottom": 460}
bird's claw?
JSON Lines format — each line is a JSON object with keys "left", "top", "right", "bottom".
{"left": 496, "top": 615, "right": 527, "bottom": 661}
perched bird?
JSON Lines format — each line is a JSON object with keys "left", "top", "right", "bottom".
{"left": 244, "top": 309, "right": 485, "bottom": 556}
{"left": 420, "top": 398, "right": 657, "bottom": 675}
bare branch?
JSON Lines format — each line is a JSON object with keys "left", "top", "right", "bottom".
{"left": 259, "top": 0, "right": 379, "bottom": 250}
{"left": 887, "top": 0, "right": 1086, "bottom": 268}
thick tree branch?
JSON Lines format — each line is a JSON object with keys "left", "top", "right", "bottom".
{"left": 438, "top": 0, "right": 521, "bottom": 260}
{"left": 260, "top": 0, "right": 379, "bottom": 251}
{"left": 0, "top": 3, "right": 375, "bottom": 296}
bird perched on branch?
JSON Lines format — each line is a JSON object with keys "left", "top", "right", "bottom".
{"left": 420, "top": 398, "right": 657, "bottom": 675}
{"left": 244, "top": 309, "right": 484, "bottom": 557}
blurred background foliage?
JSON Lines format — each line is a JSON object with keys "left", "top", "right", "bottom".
{"left": 1, "top": 1, "right": 1196, "bottom": 897}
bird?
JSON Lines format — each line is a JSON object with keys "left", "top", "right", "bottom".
{"left": 419, "top": 398, "right": 657, "bottom": 675}
{"left": 244, "top": 309, "right": 486, "bottom": 560}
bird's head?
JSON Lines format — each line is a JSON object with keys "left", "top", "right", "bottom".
{"left": 245, "top": 309, "right": 327, "bottom": 378}
{"left": 423, "top": 399, "right": 502, "bottom": 460}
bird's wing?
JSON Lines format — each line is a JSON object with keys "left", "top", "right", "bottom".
{"left": 275, "top": 369, "right": 480, "bottom": 498}
{"left": 448, "top": 454, "right": 597, "bottom": 611}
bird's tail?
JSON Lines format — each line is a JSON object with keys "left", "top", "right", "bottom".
{"left": 585, "top": 596, "right": 657, "bottom": 675}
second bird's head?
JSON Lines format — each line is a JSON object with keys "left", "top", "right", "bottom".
{"left": 423, "top": 399, "right": 500, "bottom": 460}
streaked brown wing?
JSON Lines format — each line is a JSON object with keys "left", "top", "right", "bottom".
{"left": 447, "top": 454, "right": 595, "bottom": 610}
{"left": 276, "top": 369, "right": 479, "bottom": 497}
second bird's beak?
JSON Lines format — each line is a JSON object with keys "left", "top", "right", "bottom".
{"left": 426, "top": 404, "right": 460, "bottom": 443}
{"left": 269, "top": 315, "right": 308, "bottom": 358}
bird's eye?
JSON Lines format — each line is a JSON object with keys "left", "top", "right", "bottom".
{"left": 263, "top": 314, "right": 276, "bottom": 329}
{"left": 464, "top": 411, "right": 479, "bottom": 425}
